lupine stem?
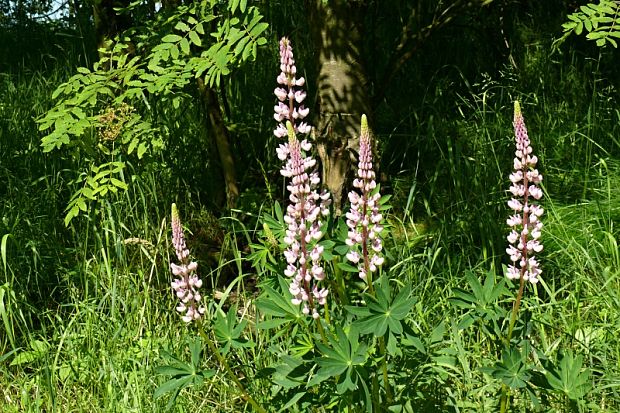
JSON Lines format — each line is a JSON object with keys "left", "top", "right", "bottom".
{"left": 345, "top": 115, "right": 389, "bottom": 401}
{"left": 332, "top": 259, "right": 349, "bottom": 306}
{"left": 500, "top": 102, "right": 544, "bottom": 413}
{"left": 500, "top": 274, "right": 526, "bottom": 413}
{"left": 197, "top": 322, "right": 267, "bottom": 413}
{"left": 507, "top": 271, "right": 526, "bottom": 344}
{"left": 379, "top": 336, "right": 392, "bottom": 403}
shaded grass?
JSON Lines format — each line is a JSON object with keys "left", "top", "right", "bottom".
{"left": 1, "top": 15, "right": 620, "bottom": 413}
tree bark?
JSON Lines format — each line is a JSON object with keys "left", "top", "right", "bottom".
{"left": 308, "top": 0, "right": 371, "bottom": 213}
{"left": 92, "top": 0, "right": 132, "bottom": 54}
{"left": 197, "top": 79, "right": 239, "bottom": 208}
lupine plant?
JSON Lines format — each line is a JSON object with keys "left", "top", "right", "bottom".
{"left": 498, "top": 101, "right": 545, "bottom": 412}
{"left": 505, "top": 101, "right": 544, "bottom": 340}
{"left": 345, "top": 114, "right": 385, "bottom": 289}
{"left": 274, "top": 37, "right": 331, "bottom": 320}
{"left": 155, "top": 39, "right": 593, "bottom": 413}
{"left": 279, "top": 122, "right": 331, "bottom": 319}
{"left": 158, "top": 204, "right": 267, "bottom": 412}
{"left": 170, "top": 203, "right": 205, "bottom": 323}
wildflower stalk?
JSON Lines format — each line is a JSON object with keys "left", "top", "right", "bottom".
{"left": 274, "top": 37, "right": 331, "bottom": 322}
{"left": 345, "top": 115, "right": 391, "bottom": 401}
{"left": 170, "top": 204, "right": 266, "bottom": 412}
{"left": 345, "top": 115, "right": 384, "bottom": 292}
{"left": 279, "top": 122, "right": 331, "bottom": 320}
{"left": 500, "top": 102, "right": 544, "bottom": 413}
{"left": 274, "top": 37, "right": 311, "bottom": 138}
{"left": 503, "top": 101, "right": 544, "bottom": 342}
{"left": 170, "top": 203, "right": 205, "bottom": 323}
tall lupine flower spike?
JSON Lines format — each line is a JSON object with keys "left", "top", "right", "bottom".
{"left": 346, "top": 115, "right": 384, "bottom": 282}
{"left": 170, "top": 203, "right": 205, "bottom": 322}
{"left": 506, "top": 102, "right": 544, "bottom": 284}
{"left": 274, "top": 37, "right": 311, "bottom": 138}
{"left": 280, "top": 122, "right": 331, "bottom": 319}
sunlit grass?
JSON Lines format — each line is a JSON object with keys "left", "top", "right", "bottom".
{"left": 1, "top": 21, "right": 620, "bottom": 413}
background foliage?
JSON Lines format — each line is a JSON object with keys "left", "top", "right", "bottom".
{"left": 1, "top": 0, "right": 619, "bottom": 411}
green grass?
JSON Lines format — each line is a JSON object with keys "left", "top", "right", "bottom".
{"left": 2, "top": 17, "right": 620, "bottom": 413}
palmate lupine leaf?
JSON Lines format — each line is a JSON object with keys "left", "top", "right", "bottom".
{"left": 546, "top": 351, "right": 592, "bottom": 401}
{"left": 346, "top": 275, "right": 416, "bottom": 356}
{"left": 154, "top": 338, "right": 215, "bottom": 410}
{"left": 309, "top": 326, "right": 369, "bottom": 395}
{"left": 481, "top": 346, "right": 532, "bottom": 390}
{"left": 256, "top": 276, "right": 304, "bottom": 333}
{"left": 214, "top": 306, "right": 255, "bottom": 354}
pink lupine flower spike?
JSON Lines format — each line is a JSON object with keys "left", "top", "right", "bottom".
{"left": 280, "top": 122, "right": 331, "bottom": 319}
{"left": 505, "top": 101, "right": 544, "bottom": 284}
{"left": 346, "top": 115, "right": 384, "bottom": 284}
{"left": 170, "top": 203, "right": 205, "bottom": 323}
{"left": 274, "top": 37, "right": 311, "bottom": 138}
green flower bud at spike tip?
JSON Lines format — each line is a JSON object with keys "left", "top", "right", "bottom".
{"left": 514, "top": 100, "right": 521, "bottom": 119}
{"left": 360, "top": 114, "right": 369, "bottom": 144}
{"left": 286, "top": 121, "right": 297, "bottom": 146}
{"left": 171, "top": 203, "right": 178, "bottom": 221}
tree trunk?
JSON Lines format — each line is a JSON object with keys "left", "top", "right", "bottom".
{"left": 308, "top": 0, "right": 371, "bottom": 213}
{"left": 92, "top": 0, "right": 132, "bottom": 55}
{"left": 197, "top": 79, "right": 239, "bottom": 208}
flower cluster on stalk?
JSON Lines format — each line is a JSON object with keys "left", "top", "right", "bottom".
{"left": 506, "top": 102, "right": 544, "bottom": 284}
{"left": 273, "top": 37, "right": 311, "bottom": 138}
{"left": 170, "top": 203, "right": 205, "bottom": 322}
{"left": 273, "top": 37, "right": 330, "bottom": 318}
{"left": 346, "top": 115, "right": 384, "bottom": 282}
{"left": 279, "top": 123, "right": 331, "bottom": 319}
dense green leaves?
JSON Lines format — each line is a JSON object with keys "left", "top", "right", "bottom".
{"left": 37, "top": 0, "right": 269, "bottom": 225}
{"left": 256, "top": 276, "right": 304, "bottom": 334}
{"left": 545, "top": 351, "right": 592, "bottom": 401}
{"left": 449, "top": 270, "right": 508, "bottom": 334}
{"left": 558, "top": 0, "right": 620, "bottom": 47}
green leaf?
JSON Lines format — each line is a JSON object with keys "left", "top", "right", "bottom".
{"left": 546, "top": 351, "right": 591, "bottom": 400}
{"left": 189, "top": 31, "right": 202, "bottom": 47}
{"left": 352, "top": 276, "right": 415, "bottom": 338}
{"left": 10, "top": 350, "right": 39, "bottom": 366}
{"left": 170, "top": 44, "right": 179, "bottom": 60}
{"left": 128, "top": 137, "right": 139, "bottom": 155}
{"left": 154, "top": 375, "right": 192, "bottom": 399}
{"left": 189, "top": 337, "right": 201, "bottom": 368}
{"left": 337, "top": 262, "right": 359, "bottom": 272}
{"left": 250, "top": 22, "right": 269, "bottom": 38}
{"left": 175, "top": 21, "right": 190, "bottom": 32}
{"left": 580, "top": 5, "right": 596, "bottom": 16}
{"left": 155, "top": 364, "right": 193, "bottom": 376}
{"left": 162, "top": 34, "right": 182, "bottom": 43}
{"left": 65, "top": 205, "right": 79, "bottom": 226}
{"left": 137, "top": 142, "right": 147, "bottom": 158}
{"left": 180, "top": 37, "right": 190, "bottom": 55}
{"left": 110, "top": 178, "right": 128, "bottom": 190}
